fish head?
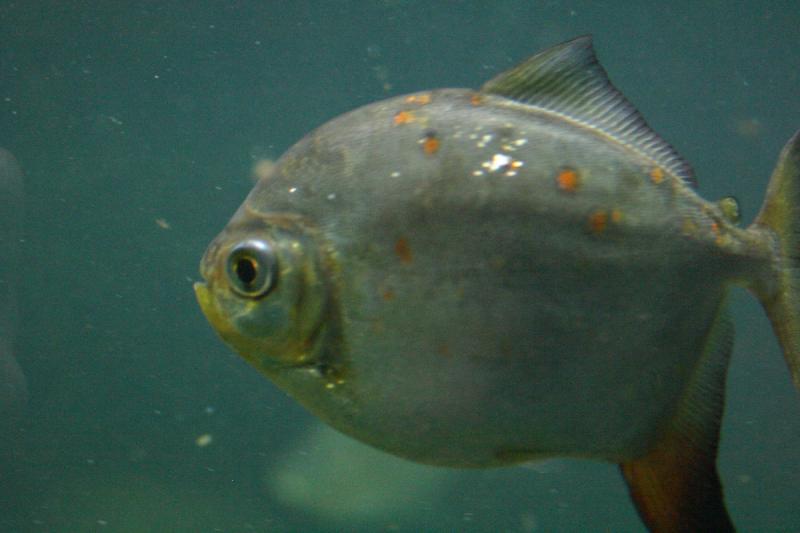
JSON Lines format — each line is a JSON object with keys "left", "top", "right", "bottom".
{"left": 194, "top": 211, "right": 334, "bottom": 373}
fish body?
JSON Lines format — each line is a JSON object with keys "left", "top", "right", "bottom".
{"left": 196, "top": 37, "right": 800, "bottom": 531}
{"left": 214, "top": 88, "right": 741, "bottom": 464}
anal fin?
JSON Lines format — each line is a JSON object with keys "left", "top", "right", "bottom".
{"left": 620, "top": 424, "right": 734, "bottom": 532}
{"left": 620, "top": 309, "right": 735, "bottom": 532}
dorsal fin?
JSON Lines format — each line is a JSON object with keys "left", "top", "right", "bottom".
{"left": 482, "top": 36, "right": 695, "bottom": 186}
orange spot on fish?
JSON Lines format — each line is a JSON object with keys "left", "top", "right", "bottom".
{"left": 405, "top": 93, "right": 431, "bottom": 105}
{"left": 470, "top": 93, "right": 483, "bottom": 106}
{"left": 382, "top": 288, "right": 395, "bottom": 301}
{"left": 556, "top": 167, "right": 580, "bottom": 192}
{"left": 421, "top": 132, "right": 440, "bottom": 155}
{"left": 711, "top": 222, "right": 728, "bottom": 246}
{"left": 650, "top": 167, "right": 664, "bottom": 184}
{"left": 393, "top": 111, "right": 415, "bottom": 125}
{"left": 588, "top": 211, "right": 608, "bottom": 234}
{"left": 611, "top": 209, "right": 623, "bottom": 224}
{"left": 710, "top": 221, "right": 725, "bottom": 245}
{"left": 394, "top": 237, "right": 413, "bottom": 264}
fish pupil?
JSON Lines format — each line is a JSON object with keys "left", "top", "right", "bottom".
{"left": 236, "top": 257, "right": 257, "bottom": 286}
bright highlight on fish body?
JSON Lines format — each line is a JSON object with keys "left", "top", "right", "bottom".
{"left": 195, "top": 36, "right": 800, "bottom": 532}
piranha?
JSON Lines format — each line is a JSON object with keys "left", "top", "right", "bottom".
{"left": 195, "top": 36, "right": 799, "bottom": 532}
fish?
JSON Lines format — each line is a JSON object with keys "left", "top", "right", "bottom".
{"left": 0, "top": 149, "right": 27, "bottom": 425}
{"left": 194, "top": 36, "right": 800, "bottom": 532}
{"left": 266, "top": 421, "right": 450, "bottom": 527}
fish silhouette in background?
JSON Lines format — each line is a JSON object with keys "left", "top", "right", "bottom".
{"left": 0, "top": 149, "right": 27, "bottom": 426}
{"left": 195, "top": 37, "right": 799, "bottom": 531}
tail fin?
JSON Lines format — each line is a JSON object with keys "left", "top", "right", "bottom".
{"left": 752, "top": 130, "right": 800, "bottom": 391}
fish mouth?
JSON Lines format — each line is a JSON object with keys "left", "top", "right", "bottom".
{"left": 193, "top": 281, "right": 214, "bottom": 323}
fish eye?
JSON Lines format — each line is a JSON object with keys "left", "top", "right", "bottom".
{"left": 225, "top": 239, "right": 278, "bottom": 298}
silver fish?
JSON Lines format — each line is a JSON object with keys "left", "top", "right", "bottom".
{"left": 195, "top": 36, "right": 800, "bottom": 531}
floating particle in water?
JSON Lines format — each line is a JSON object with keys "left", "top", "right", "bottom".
{"left": 251, "top": 158, "right": 276, "bottom": 183}
{"left": 195, "top": 433, "right": 213, "bottom": 447}
{"left": 732, "top": 116, "right": 763, "bottom": 139}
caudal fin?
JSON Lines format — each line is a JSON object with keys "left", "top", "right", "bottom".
{"left": 752, "top": 130, "right": 800, "bottom": 391}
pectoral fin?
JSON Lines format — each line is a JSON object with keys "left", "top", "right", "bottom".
{"left": 620, "top": 311, "right": 735, "bottom": 532}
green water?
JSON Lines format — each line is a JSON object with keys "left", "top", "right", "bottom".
{"left": 1, "top": 1, "right": 798, "bottom": 531}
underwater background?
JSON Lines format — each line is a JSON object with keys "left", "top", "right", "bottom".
{"left": 1, "top": 1, "right": 798, "bottom": 531}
